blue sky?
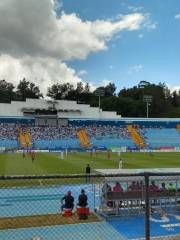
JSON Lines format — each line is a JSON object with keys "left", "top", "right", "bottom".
{"left": 61, "top": 0, "right": 180, "bottom": 92}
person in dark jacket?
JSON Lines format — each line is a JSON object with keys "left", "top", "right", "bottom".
{"left": 61, "top": 191, "right": 74, "bottom": 211}
{"left": 78, "top": 189, "right": 88, "bottom": 207}
{"left": 85, "top": 164, "right": 91, "bottom": 183}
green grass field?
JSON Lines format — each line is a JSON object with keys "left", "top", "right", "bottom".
{"left": 0, "top": 151, "right": 180, "bottom": 175}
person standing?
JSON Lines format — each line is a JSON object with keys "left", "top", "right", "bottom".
{"left": 119, "top": 158, "right": 123, "bottom": 169}
{"left": 85, "top": 164, "right": 91, "bottom": 183}
{"left": 107, "top": 150, "right": 111, "bottom": 160}
{"left": 32, "top": 151, "right": 35, "bottom": 163}
{"left": 60, "top": 151, "right": 64, "bottom": 160}
{"left": 22, "top": 150, "right": 26, "bottom": 159}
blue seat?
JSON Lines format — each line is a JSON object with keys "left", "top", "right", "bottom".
{"left": 144, "top": 128, "right": 180, "bottom": 148}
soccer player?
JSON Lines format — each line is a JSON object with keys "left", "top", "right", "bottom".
{"left": 60, "top": 151, "right": 64, "bottom": 160}
{"left": 32, "top": 151, "right": 35, "bottom": 163}
{"left": 119, "top": 158, "right": 123, "bottom": 169}
{"left": 107, "top": 150, "right": 111, "bottom": 160}
{"left": 22, "top": 151, "right": 26, "bottom": 159}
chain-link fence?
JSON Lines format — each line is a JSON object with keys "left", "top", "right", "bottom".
{"left": 0, "top": 172, "right": 179, "bottom": 240}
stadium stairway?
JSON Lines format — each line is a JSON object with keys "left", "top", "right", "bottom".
{"left": 176, "top": 124, "right": 180, "bottom": 131}
{"left": 127, "top": 125, "right": 145, "bottom": 148}
{"left": 19, "top": 129, "right": 32, "bottom": 148}
{"left": 77, "top": 128, "right": 91, "bottom": 148}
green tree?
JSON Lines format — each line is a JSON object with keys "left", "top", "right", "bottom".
{"left": 16, "top": 78, "right": 43, "bottom": 100}
{"left": 101, "top": 96, "right": 145, "bottom": 117}
{"left": 171, "top": 91, "right": 179, "bottom": 107}
{"left": 66, "top": 82, "right": 92, "bottom": 103}
{"left": 94, "top": 82, "right": 116, "bottom": 97}
{"left": 0, "top": 80, "right": 15, "bottom": 102}
{"left": 118, "top": 81, "right": 175, "bottom": 117}
{"left": 47, "top": 83, "right": 74, "bottom": 100}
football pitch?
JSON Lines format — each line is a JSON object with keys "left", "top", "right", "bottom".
{"left": 0, "top": 151, "right": 180, "bottom": 175}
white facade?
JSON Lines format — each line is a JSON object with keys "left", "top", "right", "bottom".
{"left": 0, "top": 98, "right": 121, "bottom": 119}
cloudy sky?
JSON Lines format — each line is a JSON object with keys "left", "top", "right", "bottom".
{"left": 0, "top": 0, "right": 180, "bottom": 94}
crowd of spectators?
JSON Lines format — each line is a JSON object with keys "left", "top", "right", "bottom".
{"left": 84, "top": 125, "right": 131, "bottom": 139}
{"left": 102, "top": 180, "right": 177, "bottom": 195}
{"left": 29, "top": 126, "right": 77, "bottom": 140}
{"left": 0, "top": 123, "right": 131, "bottom": 141}
{"left": 0, "top": 123, "right": 19, "bottom": 140}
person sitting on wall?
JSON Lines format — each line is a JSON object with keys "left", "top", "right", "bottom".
{"left": 168, "top": 182, "right": 176, "bottom": 190}
{"left": 160, "top": 182, "right": 166, "bottom": 190}
{"left": 128, "top": 181, "right": 137, "bottom": 191}
{"left": 149, "top": 181, "right": 159, "bottom": 207}
{"left": 113, "top": 181, "right": 123, "bottom": 192}
{"left": 61, "top": 191, "right": 74, "bottom": 212}
{"left": 113, "top": 181, "right": 123, "bottom": 208}
{"left": 77, "top": 189, "right": 89, "bottom": 219}
{"left": 102, "top": 183, "right": 113, "bottom": 207}
{"left": 149, "top": 181, "right": 159, "bottom": 192}
{"left": 102, "top": 183, "right": 112, "bottom": 196}
{"left": 77, "top": 189, "right": 88, "bottom": 207}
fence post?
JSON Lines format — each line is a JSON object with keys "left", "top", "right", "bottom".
{"left": 145, "top": 173, "right": 150, "bottom": 240}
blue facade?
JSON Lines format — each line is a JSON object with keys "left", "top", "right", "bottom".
{"left": 0, "top": 117, "right": 179, "bottom": 127}
{"left": 0, "top": 117, "right": 34, "bottom": 124}
{"left": 69, "top": 118, "right": 180, "bottom": 128}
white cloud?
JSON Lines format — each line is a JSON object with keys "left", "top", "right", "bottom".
{"left": 175, "top": 14, "right": 180, "bottom": 20}
{"left": 167, "top": 84, "right": 180, "bottom": 93}
{"left": 0, "top": 0, "right": 156, "bottom": 93}
{"left": 128, "top": 6, "right": 144, "bottom": 12}
{"left": 77, "top": 70, "right": 88, "bottom": 76}
{"left": 128, "top": 64, "right": 143, "bottom": 74}
{"left": 101, "top": 79, "right": 112, "bottom": 86}
{"left": 0, "top": 55, "right": 82, "bottom": 94}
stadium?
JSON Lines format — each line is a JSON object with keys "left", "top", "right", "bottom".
{"left": 1, "top": 1, "right": 180, "bottom": 239}
{"left": 0, "top": 98, "right": 180, "bottom": 240}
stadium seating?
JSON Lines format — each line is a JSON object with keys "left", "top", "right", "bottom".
{"left": 0, "top": 140, "right": 18, "bottom": 148}
{"left": 144, "top": 128, "right": 180, "bottom": 148}
{"left": 0, "top": 119, "right": 180, "bottom": 150}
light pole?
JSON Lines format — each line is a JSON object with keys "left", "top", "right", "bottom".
{"left": 98, "top": 94, "right": 101, "bottom": 112}
{"left": 95, "top": 89, "right": 105, "bottom": 116}
{"left": 146, "top": 102, "right": 150, "bottom": 118}
{"left": 143, "top": 95, "right": 152, "bottom": 118}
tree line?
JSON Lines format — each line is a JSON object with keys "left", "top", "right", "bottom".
{"left": 1, "top": 78, "right": 180, "bottom": 117}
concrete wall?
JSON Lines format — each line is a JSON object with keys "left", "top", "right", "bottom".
{"left": 0, "top": 99, "right": 121, "bottom": 119}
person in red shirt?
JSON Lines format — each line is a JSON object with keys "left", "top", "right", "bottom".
{"left": 112, "top": 181, "right": 123, "bottom": 208}
{"left": 32, "top": 151, "right": 35, "bottom": 163}
{"left": 128, "top": 181, "right": 137, "bottom": 191}
{"left": 149, "top": 181, "right": 159, "bottom": 192}
{"left": 113, "top": 181, "right": 123, "bottom": 192}
{"left": 149, "top": 181, "right": 159, "bottom": 209}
